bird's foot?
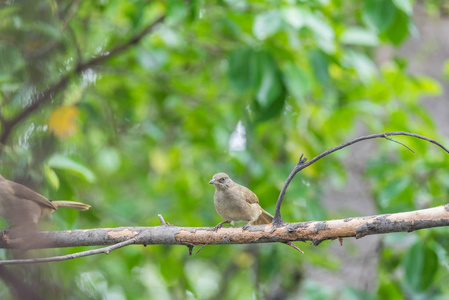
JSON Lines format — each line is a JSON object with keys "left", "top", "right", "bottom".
{"left": 242, "top": 222, "right": 251, "bottom": 231}
{"left": 214, "top": 221, "right": 230, "bottom": 231}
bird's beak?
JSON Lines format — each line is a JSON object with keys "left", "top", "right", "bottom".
{"left": 209, "top": 178, "right": 216, "bottom": 184}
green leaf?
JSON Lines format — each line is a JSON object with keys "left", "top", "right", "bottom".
{"left": 0, "top": 5, "right": 20, "bottom": 20}
{"left": 341, "top": 287, "right": 374, "bottom": 300}
{"left": 378, "top": 268, "right": 403, "bottom": 299}
{"left": 343, "top": 50, "right": 377, "bottom": 83}
{"left": 282, "top": 62, "right": 312, "bottom": 103}
{"left": 302, "top": 281, "right": 333, "bottom": 299}
{"left": 253, "top": 89, "right": 286, "bottom": 122}
{"left": 167, "top": 0, "right": 188, "bottom": 23}
{"left": 403, "top": 242, "right": 439, "bottom": 292}
{"left": 340, "top": 27, "right": 380, "bottom": 46}
{"left": 363, "top": 0, "right": 397, "bottom": 33}
{"left": 384, "top": 10, "right": 411, "bottom": 45}
{"left": 43, "top": 164, "right": 60, "bottom": 190}
{"left": 188, "top": 0, "right": 202, "bottom": 21}
{"left": 137, "top": 47, "right": 168, "bottom": 71}
{"left": 228, "top": 47, "right": 257, "bottom": 92}
{"left": 282, "top": 7, "right": 307, "bottom": 29}
{"left": 414, "top": 76, "right": 441, "bottom": 95}
{"left": 305, "top": 14, "right": 335, "bottom": 53}
{"left": 214, "top": 17, "right": 242, "bottom": 39}
{"left": 306, "top": 196, "right": 327, "bottom": 221}
{"left": 48, "top": 154, "right": 96, "bottom": 183}
{"left": 0, "top": 43, "right": 24, "bottom": 74}
{"left": 308, "top": 49, "right": 330, "bottom": 86}
{"left": 377, "top": 177, "right": 410, "bottom": 209}
{"left": 392, "top": 0, "right": 413, "bottom": 15}
{"left": 254, "top": 51, "right": 285, "bottom": 109}
{"left": 96, "top": 147, "right": 122, "bottom": 174}
{"left": 443, "top": 60, "right": 449, "bottom": 81}
{"left": 23, "top": 21, "right": 61, "bottom": 39}
{"left": 253, "top": 10, "right": 283, "bottom": 40}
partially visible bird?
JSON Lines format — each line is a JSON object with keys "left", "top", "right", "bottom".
{"left": 209, "top": 172, "right": 273, "bottom": 229}
{"left": 0, "top": 174, "right": 91, "bottom": 231}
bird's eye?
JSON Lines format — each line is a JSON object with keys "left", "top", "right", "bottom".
{"left": 219, "top": 178, "right": 225, "bottom": 183}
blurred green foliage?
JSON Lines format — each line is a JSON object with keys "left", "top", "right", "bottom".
{"left": 0, "top": 0, "right": 449, "bottom": 299}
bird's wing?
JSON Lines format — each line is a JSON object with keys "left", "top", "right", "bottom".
{"left": 8, "top": 180, "right": 56, "bottom": 209}
{"left": 241, "top": 185, "right": 259, "bottom": 204}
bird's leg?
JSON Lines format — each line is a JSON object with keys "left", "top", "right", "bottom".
{"left": 242, "top": 221, "right": 251, "bottom": 231}
{"left": 214, "top": 220, "right": 230, "bottom": 231}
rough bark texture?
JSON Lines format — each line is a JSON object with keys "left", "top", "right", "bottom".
{"left": 1, "top": 204, "right": 448, "bottom": 250}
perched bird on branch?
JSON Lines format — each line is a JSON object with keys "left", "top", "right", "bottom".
{"left": 209, "top": 172, "right": 273, "bottom": 229}
{"left": 0, "top": 174, "right": 90, "bottom": 231}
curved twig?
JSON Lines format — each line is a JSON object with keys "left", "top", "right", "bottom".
{"left": 273, "top": 132, "right": 449, "bottom": 226}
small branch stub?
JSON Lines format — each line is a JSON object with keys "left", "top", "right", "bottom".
{"left": 158, "top": 214, "right": 167, "bottom": 226}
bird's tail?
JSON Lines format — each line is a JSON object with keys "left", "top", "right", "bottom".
{"left": 51, "top": 201, "right": 91, "bottom": 211}
{"left": 251, "top": 209, "right": 274, "bottom": 225}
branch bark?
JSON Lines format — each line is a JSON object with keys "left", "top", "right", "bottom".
{"left": 1, "top": 204, "right": 448, "bottom": 255}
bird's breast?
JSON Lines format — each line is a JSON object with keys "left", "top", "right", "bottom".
{"left": 214, "top": 188, "right": 260, "bottom": 222}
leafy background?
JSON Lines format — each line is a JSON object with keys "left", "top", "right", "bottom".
{"left": 1, "top": 0, "right": 449, "bottom": 299}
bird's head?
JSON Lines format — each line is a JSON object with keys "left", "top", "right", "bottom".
{"left": 209, "top": 172, "right": 233, "bottom": 190}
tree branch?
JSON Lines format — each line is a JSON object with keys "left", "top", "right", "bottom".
{"left": 0, "top": 204, "right": 448, "bottom": 259}
{"left": 273, "top": 132, "right": 449, "bottom": 226}
{"left": 0, "top": 14, "right": 166, "bottom": 145}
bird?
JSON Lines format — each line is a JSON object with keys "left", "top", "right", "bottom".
{"left": 0, "top": 174, "right": 91, "bottom": 231}
{"left": 209, "top": 172, "right": 273, "bottom": 230}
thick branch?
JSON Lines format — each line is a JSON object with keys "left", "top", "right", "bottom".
{"left": 1, "top": 204, "right": 448, "bottom": 251}
{"left": 273, "top": 132, "right": 449, "bottom": 225}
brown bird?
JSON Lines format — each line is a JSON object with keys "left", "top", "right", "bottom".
{"left": 0, "top": 174, "right": 91, "bottom": 231}
{"left": 209, "top": 172, "right": 273, "bottom": 229}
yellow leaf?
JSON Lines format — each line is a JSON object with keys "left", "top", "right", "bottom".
{"left": 149, "top": 148, "right": 170, "bottom": 174}
{"left": 48, "top": 105, "right": 79, "bottom": 138}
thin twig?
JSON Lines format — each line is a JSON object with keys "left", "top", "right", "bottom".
{"left": 383, "top": 134, "right": 414, "bottom": 153}
{"left": 61, "top": 0, "right": 83, "bottom": 32}
{"left": 26, "top": 0, "right": 84, "bottom": 58}
{"left": 195, "top": 244, "right": 207, "bottom": 255}
{"left": 0, "top": 14, "right": 166, "bottom": 145}
{"left": 0, "top": 234, "right": 139, "bottom": 265}
{"left": 273, "top": 132, "right": 449, "bottom": 226}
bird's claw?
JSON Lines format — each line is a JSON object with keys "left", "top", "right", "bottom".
{"left": 242, "top": 222, "right": 251, "bottom": 231}
{"left": 214, "top": 221, "right": 230, "bottom": 231}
